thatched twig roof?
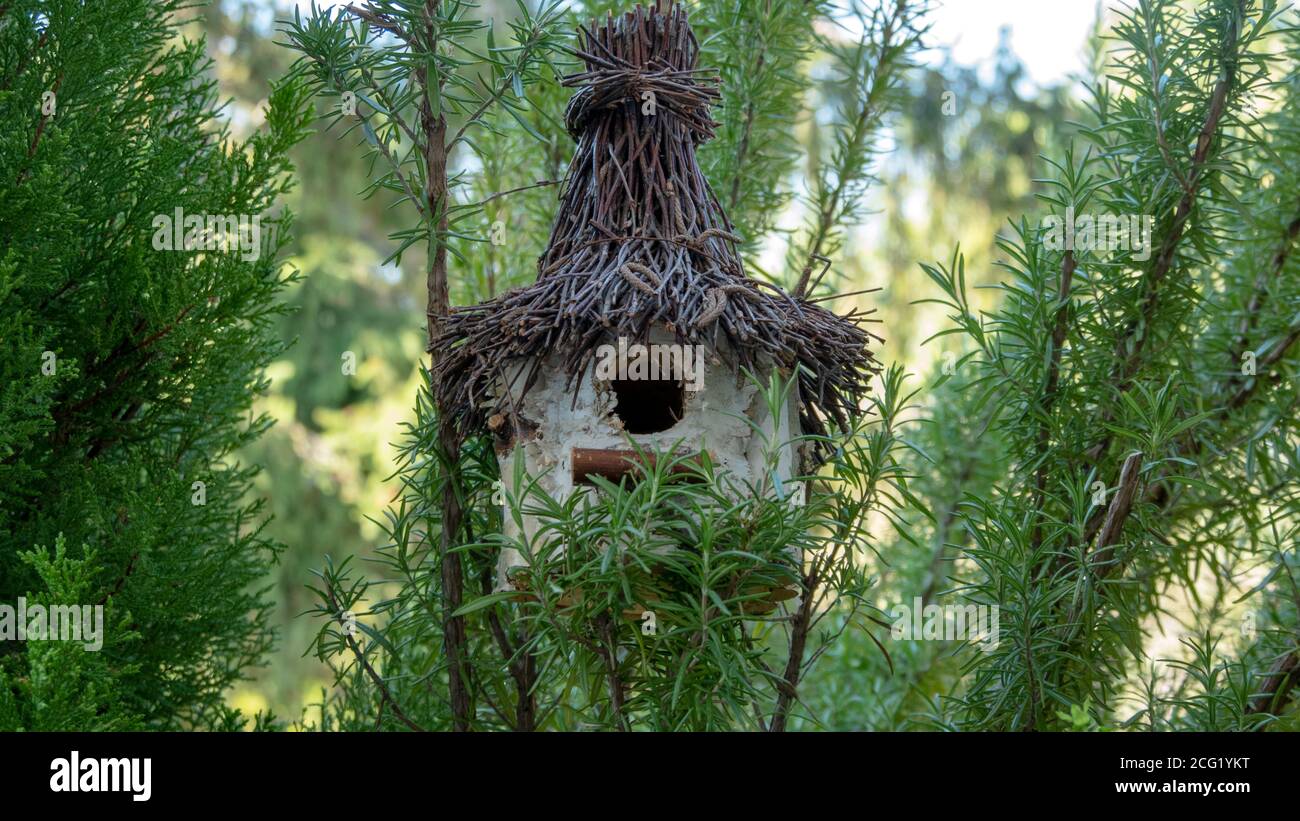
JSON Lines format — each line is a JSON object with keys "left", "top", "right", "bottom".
{"left": 436, "top": 1, "right": 877, "bottom": 444}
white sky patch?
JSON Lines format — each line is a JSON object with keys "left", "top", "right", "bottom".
{"left": 922, "top": 0, "right": 1097, "bottom": 86}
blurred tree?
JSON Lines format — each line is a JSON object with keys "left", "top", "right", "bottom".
{"left": 196, "top": 0, "right": 435, "bottom": 716}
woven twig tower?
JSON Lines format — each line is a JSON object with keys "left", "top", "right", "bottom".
{"left": 438, "top": 2, "right": 876, "bottom": 447}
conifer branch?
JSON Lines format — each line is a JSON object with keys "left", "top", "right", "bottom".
{"left": 1226, "top": 211, "right": 1300, "bottom": 377}
{"left": 1143, "top": 201, "right": 1300, "bottom": 513}
{"left": 16, "top": 73, "right": 60, "bottom": 185}
{"left": 0, "top": 26, "right": 46, "bottom": 92}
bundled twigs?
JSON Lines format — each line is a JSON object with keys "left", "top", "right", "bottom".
{"left": 437, "top": 2, "right": 876, "bottom": 445}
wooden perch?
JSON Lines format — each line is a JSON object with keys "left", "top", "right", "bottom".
{"left": 572, "top": 447, "right": 703, "bottom": 485}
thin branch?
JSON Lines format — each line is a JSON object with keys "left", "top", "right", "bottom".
{"left": 1088, "top": 451, "right": 1145, "bottom": 576}
{"left": 1065, "top": 452, "right": 1145, "bottom": 629}
{"left": 406, "top": 0, "right": 473, "bottom": 734}
{"left": 1030, "top": 249, "right": 1077, "bottom": 551}
{"left": 472, "top": 178, "right": 559, "bottom": 210}
{"left": 793, "top": 0, "right": 910, "bottom": 298}
{"left": 325, "top": 585, "right": 427, "bottom": 732}
{"left": 16, "top": 74, "right": 61, "bottom": 185}
{"left": 769, "top": 566, "right": 817, "bottom": 732}
{"left": 344, "top": 3, "right": 414, "bottom": 45}
{"left": 1245, "top": 645, "right": 1299, "bottom": 717}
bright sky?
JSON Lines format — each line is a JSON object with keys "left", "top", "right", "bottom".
{"left": 923, "top": 0, "right": 1097, "bottom": 85}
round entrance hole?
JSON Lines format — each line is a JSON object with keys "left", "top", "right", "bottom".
{"left": 610, "top": 377, "right": 684, "bottom": 434}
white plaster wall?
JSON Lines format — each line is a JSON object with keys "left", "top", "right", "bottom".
{"left": 491, "top": 326, "right": 803, "bottom": 590}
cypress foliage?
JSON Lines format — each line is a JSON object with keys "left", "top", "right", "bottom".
{"left": 0, "top": 0, "right": 309, "bottom": 729}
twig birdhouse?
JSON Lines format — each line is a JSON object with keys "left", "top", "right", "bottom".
{"left": 437, "top": 2, "right": 877, "bottom": 590}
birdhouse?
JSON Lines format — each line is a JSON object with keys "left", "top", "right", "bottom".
{"left": 437, "top": 1, "right": 875, "bottom": 592}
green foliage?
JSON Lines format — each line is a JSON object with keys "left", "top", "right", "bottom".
{"left": 7, "top": 537, "right": 140, "bottom": 731}
{"left": 0, "top": 0, "right": 309, "bottom": 729}
{"left": 279, "top": 0, "right": 569, "bottom": 275}
{"left": 694, "top": 0, "right": 826, "bottom": 254}
{"left": 304, "top": 368, "right": 913, "bottom": 730}
{"left": 27, "top": 0, "right": 1293, "bottom": 734}
{"left": 786, "top": 0, "right": 927, "bottom": 298}
{"left": 907, "top": 0, "right": 1300, "bottom": 730}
